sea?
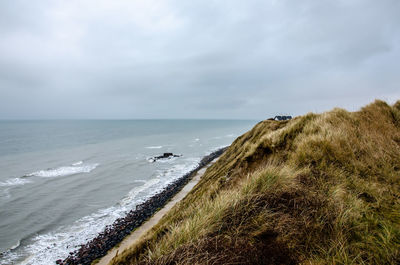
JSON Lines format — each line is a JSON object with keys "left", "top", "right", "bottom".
{"left": 0, "top": 120, "right": 256, "bottom": 265}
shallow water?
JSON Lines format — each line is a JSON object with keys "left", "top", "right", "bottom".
{"left": 0, "top": 120, "right": 255, "bottom": 265}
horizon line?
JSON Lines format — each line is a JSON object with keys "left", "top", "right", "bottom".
{"left": 0, "top": 118, "right": 261, "bottom": 121}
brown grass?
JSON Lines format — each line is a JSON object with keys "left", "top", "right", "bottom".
{"left": 109, "top": 100, "right": 400, "bottom": 265}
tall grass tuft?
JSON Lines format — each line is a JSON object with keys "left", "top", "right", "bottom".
{"left": 111, "top": 100, "right": 400, "bottom": 265}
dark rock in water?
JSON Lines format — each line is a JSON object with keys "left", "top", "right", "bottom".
{"left": 151, "top": 152, "right": 182, "bottom": 162}
{"left": 60, "top": 147, "right": 228, "bottom": 265}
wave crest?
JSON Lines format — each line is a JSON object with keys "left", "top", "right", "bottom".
{"left": 26, "top": 164, "right": 99, "bottom": 178}
{"left": 145, "top": 146, "right": 163, "bottom": 149}
{"left": 0, "top": 178, "right": 32, "bottom": 187}
{"left": 71, "top": 161, "right": 83, "bottom": 166}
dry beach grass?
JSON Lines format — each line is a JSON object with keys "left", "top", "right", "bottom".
{"left": 110, "top": 100, "right": 400, "bottom": 265}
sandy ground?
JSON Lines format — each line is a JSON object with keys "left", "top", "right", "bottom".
{"left": 96, "top": 159, "right": 217, "bottom": 265}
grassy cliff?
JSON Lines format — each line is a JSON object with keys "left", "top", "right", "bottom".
{"left": 110, "top": 100, "right": 400, "bottom": 265}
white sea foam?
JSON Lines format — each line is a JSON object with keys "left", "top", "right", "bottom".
{"left": 1, "top": 195, "right": 147, "bottom": 264}
{"left": 1, "top": 160, "right": 199, "bottom": 265}
{"left": 147, "top": 158, "right": 155, "bottom": 163}
{"left": 155, "top": 157, "right": 179, "bottom": 163}
{"left": 0, "top": 241, "right": 21, "bottom": 265}
{"left": 157, "top": 158, "right": 199, "bottom": 186}
{"left": 71, "top": 161, "right": 83, "bottom": 166}
{"left": 119, "top": 178, "right": 160, "bottom": 206}
{"left": 26, "top": 164, "right": 99, "bottom": 178}
{"left": 147, "top": 155, "right": 181, "bottom": 163}
{"left": 0, "top": 178, "right": 32, "bottom": 187}
{"left": 145, "top": 146, "right": 163, "bottom": 149}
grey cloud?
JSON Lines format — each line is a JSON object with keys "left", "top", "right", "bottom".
{"left": 0, "top": 0, "right": 399, "bottom": 119}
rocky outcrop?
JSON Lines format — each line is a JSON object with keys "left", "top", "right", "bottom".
{"left": 150, "top": 153, "right": 182, "bottom": 162}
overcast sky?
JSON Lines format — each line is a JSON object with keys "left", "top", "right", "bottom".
{"left": 0, "top": 0, "right": 399, "bottom": 119}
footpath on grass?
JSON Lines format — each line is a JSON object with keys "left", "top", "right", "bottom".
{"left": 97, "top": 158, "right": 219, "bottom": 265}
{"left": 59, "top": 147, "right": 227, "bottom": 265}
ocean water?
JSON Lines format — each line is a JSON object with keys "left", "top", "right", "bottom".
{"left": 0, "top": 120, "right": 256, "bottom": 265}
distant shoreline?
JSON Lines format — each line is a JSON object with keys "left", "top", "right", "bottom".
{"left": 59, "top": 147, "right": 228, "bottom": 265}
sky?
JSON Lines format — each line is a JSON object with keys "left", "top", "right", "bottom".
{"left": 0, "top": 0, "right": 399, "bottom": 119}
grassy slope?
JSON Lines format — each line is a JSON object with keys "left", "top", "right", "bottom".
{"left": 111, "top": 100, "right": 400, "bottom": 265}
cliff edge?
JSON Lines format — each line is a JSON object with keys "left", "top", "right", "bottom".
{"left": 110, "top": 100, "right": 400, "bottom": 265}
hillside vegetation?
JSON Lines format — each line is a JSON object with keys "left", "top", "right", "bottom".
{"left": 110, "top": 100, "right": 400, "bottom": 265}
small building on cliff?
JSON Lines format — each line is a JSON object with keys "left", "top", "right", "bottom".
{"left": 274, "top": 116, "right": 292, "bottom": 121}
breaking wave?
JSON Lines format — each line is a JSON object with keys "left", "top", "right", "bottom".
{"left": 25, "top": 163, "right": 99, "bottom": 178}
{"left": 0, "top": 159, "right": 199, "bottom": 265}
{"left": 0, "top": 178, "right": 32, "bottom": 187}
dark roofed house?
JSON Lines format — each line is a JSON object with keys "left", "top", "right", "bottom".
{"left": 274, "top": 116, "right": 292, "bottom": 121}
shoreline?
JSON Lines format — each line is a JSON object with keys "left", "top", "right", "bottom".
{"left": 59, "top": 147, "right": 227, "bottom": 265}
{"left": 98, "top": 155, "right": 220, "bottom": 265}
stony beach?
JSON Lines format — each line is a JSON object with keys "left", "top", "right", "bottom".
{"left": 58, "top": 147, "right": 227, "bottom": 265}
